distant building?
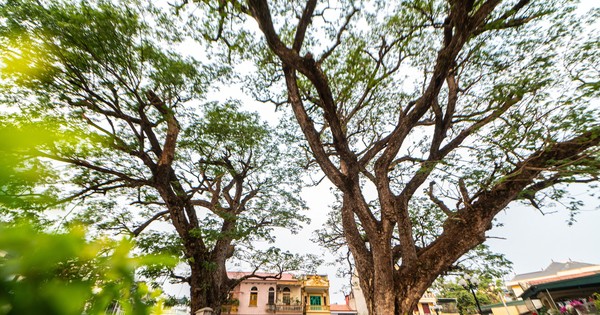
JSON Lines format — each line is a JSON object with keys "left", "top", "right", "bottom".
{"left": 490, "top": 260, "right": 600, "bottom": 315}
{"left": 506, "top": 260, "right": 600, "bottom": 298}
{"left": 330, "top": 303, "right": 358, "bottom": 315}
{"left": 224, "top": 272, "right": 335, "bottom": 315}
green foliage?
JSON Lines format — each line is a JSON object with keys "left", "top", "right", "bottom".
{"left": 163, "top": 295, "right": 190, "bottom": 307}
{"left": 0, "top": 123, "right": 59, "bottom": 216}
{"left": 434, "top": 278, "right": 499, "bottom": 315}
{"left": 0, "top": 222, "right": 176, "bottom": 315}
{"left": 184, "top": 101, "right": 269, "bottom": 155}
{"left": 593, "top": 293, "right": 600, "bottom": 311}
{"left": 453, "top": 245, "right": 513, "bottom": 280}
{"left": 0, "top": 1, "right": 311, "bottom": 309}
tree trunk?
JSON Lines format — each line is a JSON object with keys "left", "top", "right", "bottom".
{"left": 371, "top": 240, "right": 396, "bottom": 315}
{"left": 189, "top": 259, "right": 228, "bottom": 315}
{"left": 353, "top": 207, "right": 493, "bottom": 315}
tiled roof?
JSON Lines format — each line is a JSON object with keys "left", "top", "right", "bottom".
{"left": 528, "top": 271, "right": 600, "bottom": 285}
{"left": 330, "top": 304, "right": 357, "bottom": 312}
{"left": 510, "top": 261, "right": 598, "bottom": 282}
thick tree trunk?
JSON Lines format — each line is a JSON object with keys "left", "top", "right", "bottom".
{"left": 189, "top": 259, "right": 228, "bottom": 315}
{"left": 356, "top": 259, "right": 442, "bottom": 315}
{"left": 371, "top": 241, "right": 396, "bottom": 315}
{"left": 354, "top": 207, "right": 494, "bottom": 315}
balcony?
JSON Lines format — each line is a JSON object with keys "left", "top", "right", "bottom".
{"left": 306, "top": 305, "right": 330, "bottom": 312}
{"left": 266, "top": 304, "right": 303, "bottom": 314}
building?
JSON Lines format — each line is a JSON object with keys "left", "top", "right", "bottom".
{"left": 506, "top": 261, "right": 600, "bottom": 298}
{"left": 501, "top": 260, "right": 600, "bottom": 314}
{"left": 224, "top": 272, "right": 335, "bottom": 315}
{"left": 330, "top": 304, "right": 358, "bottom": 315}
{"left": 329, "top": 295, "right": 358, "bottom": 315}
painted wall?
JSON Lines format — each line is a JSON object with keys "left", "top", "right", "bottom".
{"left": 236, "top": 280, "right": 277, "bottom": 314}
{"left": 276, "top": 285, "right": 302, "bottom": 305}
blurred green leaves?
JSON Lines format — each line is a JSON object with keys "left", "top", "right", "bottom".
{"left": 0, "top": 0, "right": 311, "bottom": 309}
{"left": 0, "top": 122, "right": 61, "bottom": 214}
{"left": 0, "top": 223, "right": 176, "bottom": 315}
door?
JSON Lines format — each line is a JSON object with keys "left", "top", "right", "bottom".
{"left": 422, "top": 303, "right": 431, "bottom": 314}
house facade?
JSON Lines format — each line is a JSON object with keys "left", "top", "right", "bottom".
{"left": 224, "top": 272, "right": 332, "bottom": 315}
{"left": 500, "top": 260, "right": 600, "bottom": 314}
{"left": 506, "top": 260, "right": 600, "bottom": 299}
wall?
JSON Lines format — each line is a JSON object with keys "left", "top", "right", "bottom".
{"left": 236, "top": 280, "right": 277, "bottom": 314}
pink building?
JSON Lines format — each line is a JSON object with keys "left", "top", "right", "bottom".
{"left": 224, "top": 272, "right": 331, "bottom": 315}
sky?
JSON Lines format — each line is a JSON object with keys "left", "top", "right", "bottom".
{"left": 486, "top": 198, "right": 600, "bottom": 277}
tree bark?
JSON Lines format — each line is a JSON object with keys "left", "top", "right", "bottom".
{"left": 189, "top": 258, "right": 229, "bottom": 315}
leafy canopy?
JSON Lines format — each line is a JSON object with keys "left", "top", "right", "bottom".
{"left": 0, "top": 222, "right": 176, "bottom": 315}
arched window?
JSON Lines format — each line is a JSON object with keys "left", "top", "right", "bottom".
{"left": 268, "top": 287, "right": 275, "bottom": 305}
{"left": 249, "top": 286, "right": 258, "bottom": 307}
{"left": 282, "top": 287, "right": 291, "bottom": 305}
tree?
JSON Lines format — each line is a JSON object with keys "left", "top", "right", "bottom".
{"left": 314, "top": 204, "right": 513, "bottom": 294}
{"left": 0, "top": 0, "right": 313, "bottom": 313}
{"left": 434, "top": 279, "right": 495, "bottom": 315}
{"left": 188, "top": 0, "right": 600, "bottom": 314}
{"left": 0, "top": 222, "right": 174, "bottom": 315}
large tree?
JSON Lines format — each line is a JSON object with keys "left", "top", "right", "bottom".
{"left": 0, "top": 0, "right": 312, "bottom": 313}
{"left": 189, "top": 0, "right": 600, "bottom": 314}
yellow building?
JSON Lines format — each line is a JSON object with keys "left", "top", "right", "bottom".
{"left": 302, "top": 275, "right": 331, "bottom": 315}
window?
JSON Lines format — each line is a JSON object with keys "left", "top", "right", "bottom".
{"left": 268, "top": 287, "right": 275, "bottom": 305}
{"left": 282, "top": 287, "right": 291, "bottom": 305}
{"left": 249, "top": 286, "right": 258, "bottom": 307}
{"left": 310, "top": 295, "right": 321, "bottom": 305}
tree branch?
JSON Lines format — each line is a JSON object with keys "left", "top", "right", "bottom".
{"left": 132, "top": 210, "right": 170, "bottom": 236}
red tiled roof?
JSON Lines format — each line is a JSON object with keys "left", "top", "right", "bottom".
{"left": 330, "top": 304, "right": 356, "bottom": 311}
{"left": 227, "top": 272, "right": 297, "bottom": 281}
{"left": 528, "top": 271, "right": 600, "bottom": 285}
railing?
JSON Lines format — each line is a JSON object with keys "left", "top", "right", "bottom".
{"left": 266, "top": 304, "right": 304, "bottom": 313}
{"left": 422, "top": 292, "right": 436, "bottom": 299}
{"left": 442, "top": 305, "right": 460, "bottom": 313}
{"left": 306, "top": 305, "right": 330, "bottom": 311}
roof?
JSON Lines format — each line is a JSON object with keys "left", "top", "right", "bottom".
{"left": 227, "top": 272, "right": 297, "bottom": 281}
{"left": 330, "top": 304, "right": 356, "bottom": 311}
{"left": 330, "top": 304, "right": 358, "bottom": 314}
{"left": 528, "top": 271, "right": 600, "bottom": 285}
{"left": 520, "top": 273, "right": 600, "bottom": 300}
{"left": 510, "top": 261, "right": 598, "bottom": 282}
